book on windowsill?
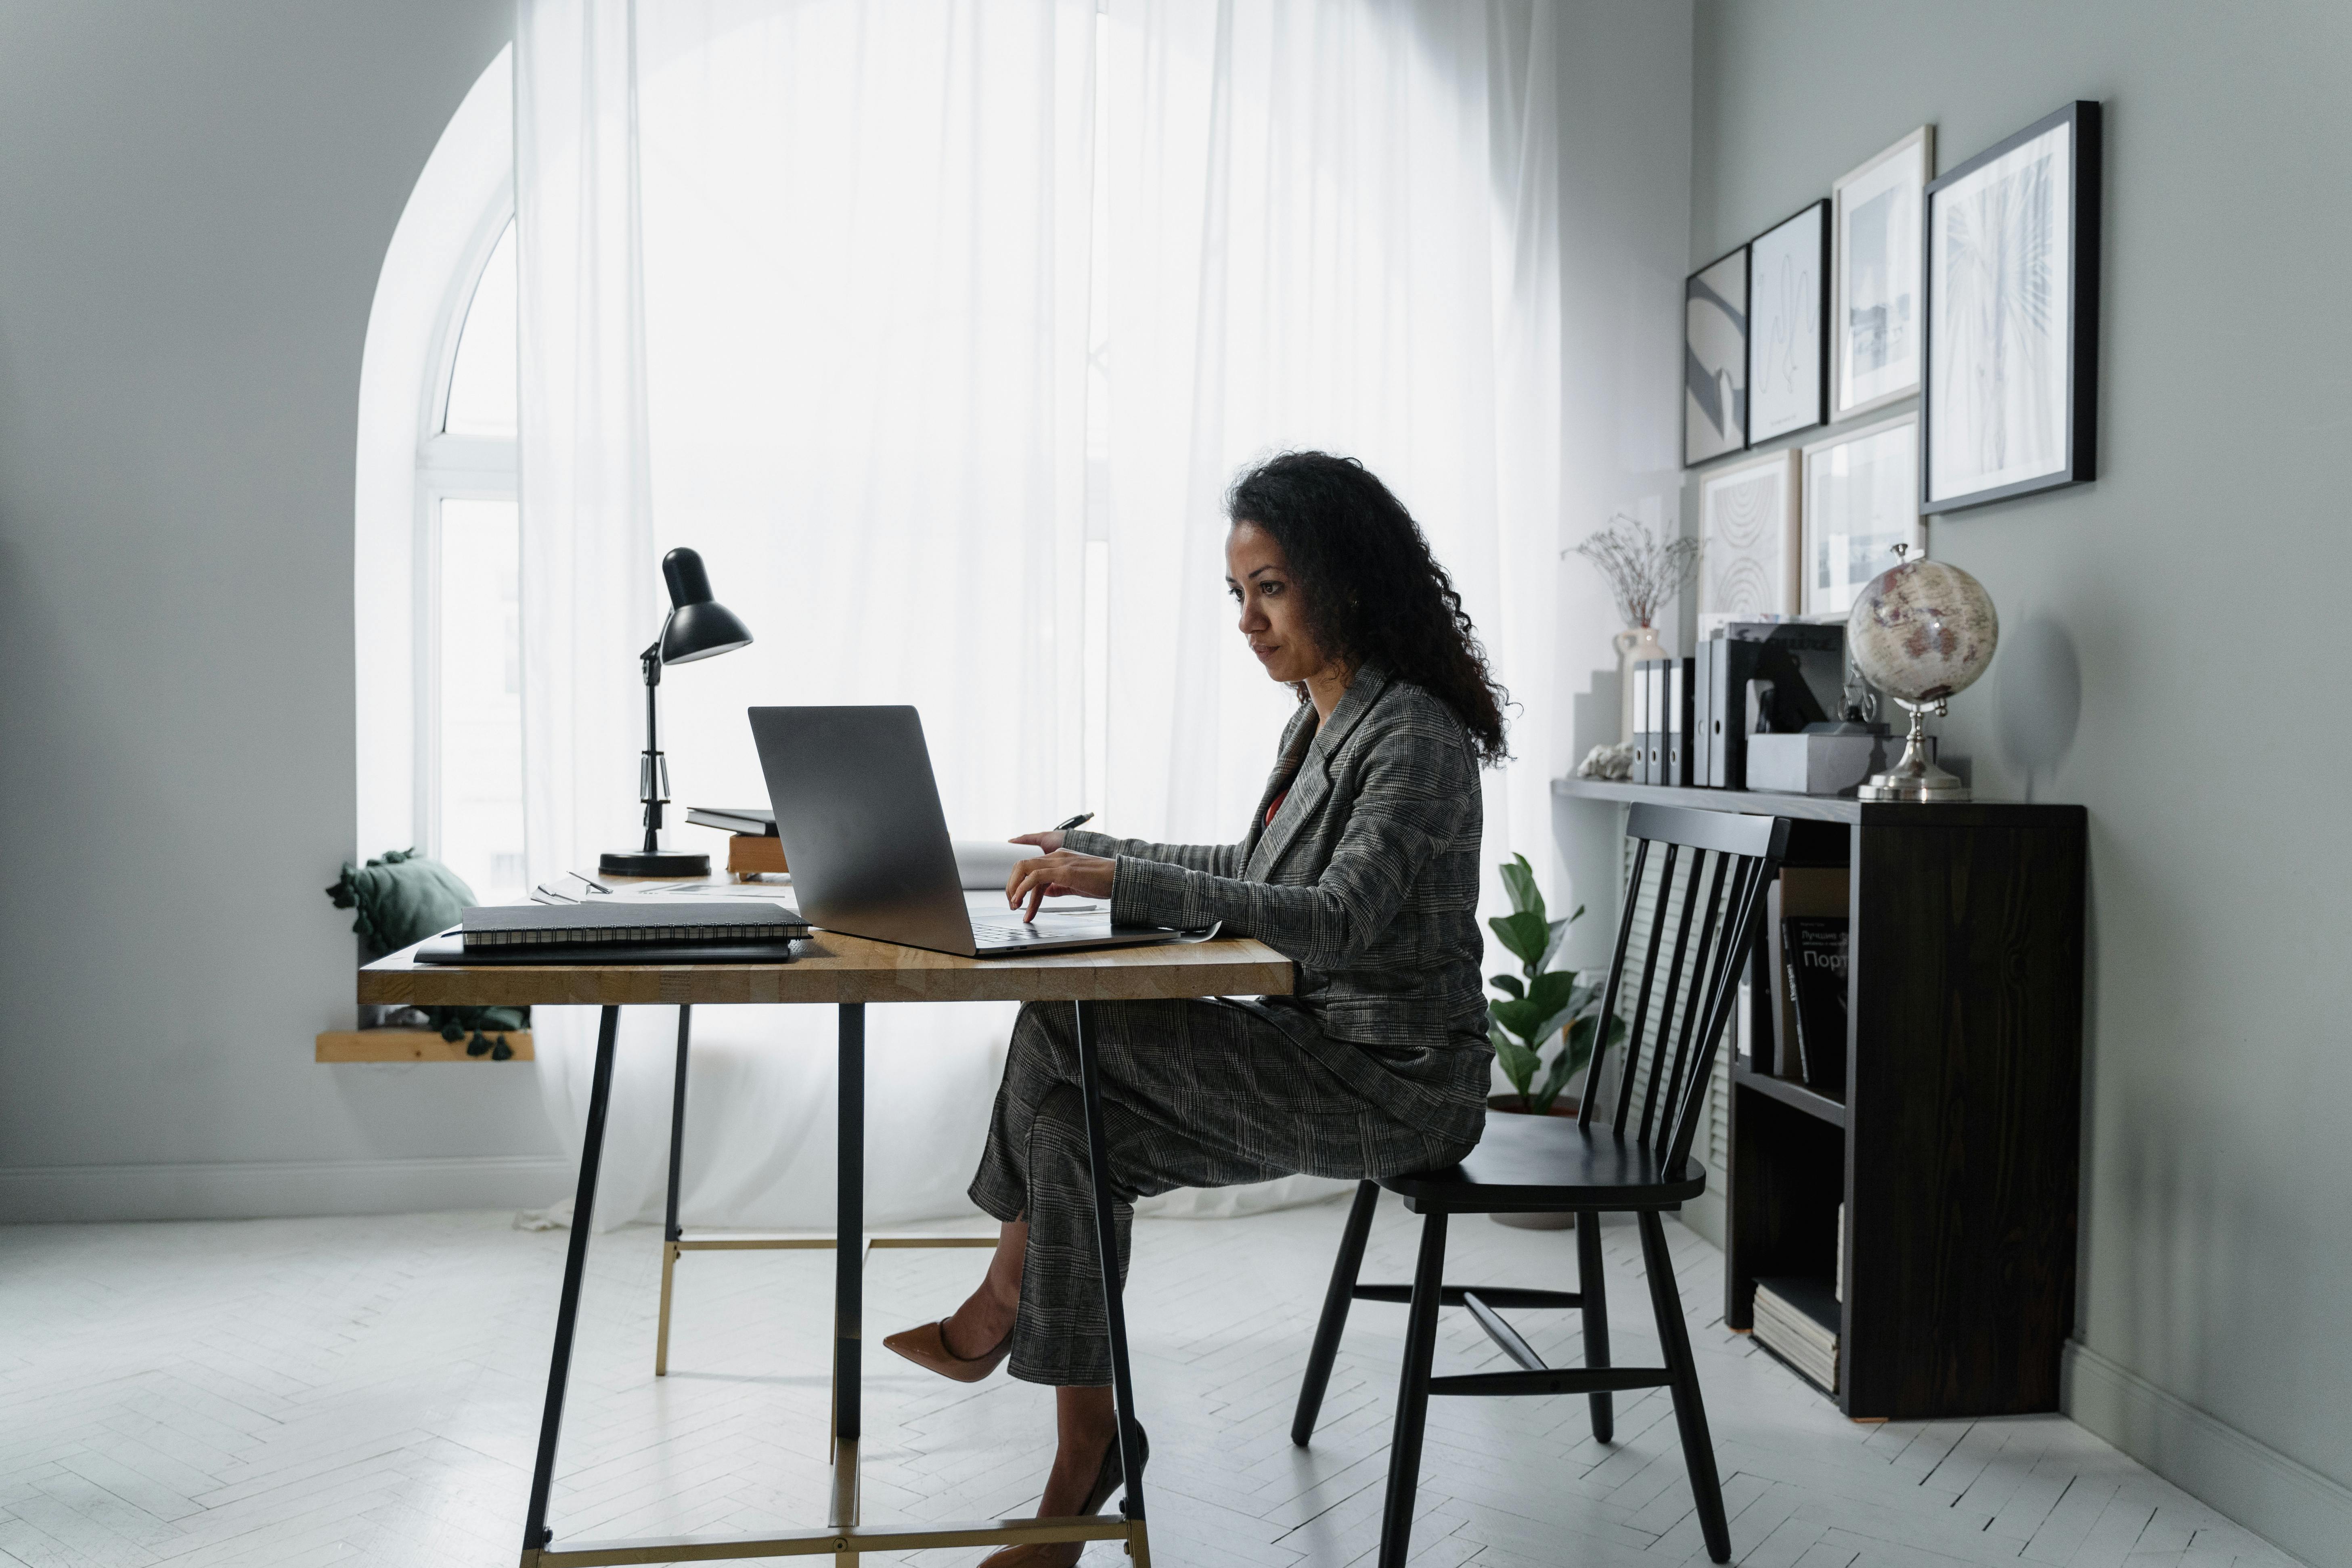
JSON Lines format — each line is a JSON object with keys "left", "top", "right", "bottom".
{"left": 726, "top": 834, "right": 788, "bottom": 875}
{"left": 685, "top": 805, "right": 777, "bottom": 836}
{"left": 1753, "top": 1275, "right": 1839, "bottom": 1393}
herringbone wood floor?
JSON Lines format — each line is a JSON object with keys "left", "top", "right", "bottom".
{"left": 0, "top": 1197, "right": 2300, "bottom": 1568}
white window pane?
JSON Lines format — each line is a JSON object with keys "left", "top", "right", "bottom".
{"left": 436, "top": 498, "right": 525, "bottom": 901}
{"left": 444, "top": 220, "right": 517, "bottom": 437}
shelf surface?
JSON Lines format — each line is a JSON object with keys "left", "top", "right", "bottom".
{"left": 1553, "top": 774, "right": 2084, "bottom": 827}
{"left": 1732, "top": 1064, "right": 1847, "bottom": 1127}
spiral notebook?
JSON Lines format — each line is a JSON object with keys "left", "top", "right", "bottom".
{"left": 456, "top": 901, "right": 809, "bottom": 951}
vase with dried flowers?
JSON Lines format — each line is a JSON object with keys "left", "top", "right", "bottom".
{"left": 1571, "top": 515, "right": 1703, "bottom": 745}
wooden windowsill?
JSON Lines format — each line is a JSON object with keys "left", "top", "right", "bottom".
{"left": 315, "top": 1029, "right": 535, "bottom": 1062}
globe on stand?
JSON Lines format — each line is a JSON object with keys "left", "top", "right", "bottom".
{"left": 1844, "top": 546, "right": 1999, "bottom": 803}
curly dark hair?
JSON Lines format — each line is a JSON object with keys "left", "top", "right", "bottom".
{"left": 1226, "top": 450, "right": 1510, "bottom": 764}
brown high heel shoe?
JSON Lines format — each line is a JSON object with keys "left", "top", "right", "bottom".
{"left": 978, "top": 1425, "right": 1148, "bottom": 1568}
{"left": 881, "top": 1311, "right": 1012, "bottom": 1382}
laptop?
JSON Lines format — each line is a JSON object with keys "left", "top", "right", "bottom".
{"left": 748, "top": 705, "right": 1210, "bottom": 958}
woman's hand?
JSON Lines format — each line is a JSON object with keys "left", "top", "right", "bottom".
{"left": 1006, "top": 848, "right": 1116, "bottom": 921}
{"left": 1008, "top": 831, "right": 1066, "bottom": 855}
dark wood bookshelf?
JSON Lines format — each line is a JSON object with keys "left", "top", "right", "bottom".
{"left": 1730, "top": 1063, "right": 1845, "bottom": 1128}
{"left": 1556, "top": 774, "right": 2087, "bottom": 1419}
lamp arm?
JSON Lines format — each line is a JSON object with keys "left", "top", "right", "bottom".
{"left": 640, "top": 642, "right": 666, "bottom": 853}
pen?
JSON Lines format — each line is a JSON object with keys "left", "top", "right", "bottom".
{"left": 1054, "top": 812, "right": 1094, "bottom": 832}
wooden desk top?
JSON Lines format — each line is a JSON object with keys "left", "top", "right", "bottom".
{"left": 358, "top": 929, "right": 1294, "bottom": 1008}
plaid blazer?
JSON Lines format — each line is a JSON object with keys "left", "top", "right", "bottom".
{"left": 1066, "top": 666, "right": 1491, "bottom": 1138}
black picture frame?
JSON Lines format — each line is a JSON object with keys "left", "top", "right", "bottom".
{"left": 1747, "top": 199, "right": 1830, "bottom": 443}
{"left": 1920, "top": 100, "right": 2102, "bottom": 513}
{"left": 1684, "top": 244, "right": 1750, "bottom": 467}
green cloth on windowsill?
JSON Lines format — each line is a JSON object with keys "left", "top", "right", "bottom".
{"left": 326, "top": 848, "right": 528, "bottom": 1038}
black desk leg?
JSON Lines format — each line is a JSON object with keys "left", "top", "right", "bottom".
{"left": 836, "top": 1003, "right": 865, "bottom": 1452}
{"left": 1072, "top": 1000, "right": 1146, "bottom": 1530}
{"left": 664, "top": 1006, "right": 693, "bottom": 1244}
{"left": 521, "top": 1003, "right": 621, "bottom": 1556}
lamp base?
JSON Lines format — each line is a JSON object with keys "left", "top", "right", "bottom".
{"left": 598, "top": 848, "right": 712, "bottom": 878}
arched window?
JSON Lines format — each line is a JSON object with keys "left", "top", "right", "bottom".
{"left": 418, "top": 218, "right": 523, "bottom": 900}
{"left": 354, "top": 48, "right": 524, "bottom": 901}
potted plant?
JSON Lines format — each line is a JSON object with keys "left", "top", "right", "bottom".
{"left": 1486, "top": 854, "right": 1621, "bottom": 1229}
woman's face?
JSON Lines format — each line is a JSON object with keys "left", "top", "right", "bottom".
{"left": 1226, "top": 520, "right": 1328, "bottom": 685}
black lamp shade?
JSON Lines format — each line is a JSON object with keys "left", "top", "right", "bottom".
{"left": 658, "top": 547, "right": 753, "bottom": 664}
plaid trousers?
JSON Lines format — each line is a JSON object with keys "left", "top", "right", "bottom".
{"left": 968, "top": 996, "right": 1481, "bottom": 1386}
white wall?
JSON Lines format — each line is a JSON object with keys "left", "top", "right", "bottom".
{"left": 0, "top": 0, "right": 565, "bottom": 1220}
{"left": 1546, "top": 0, "right": 1696, "bottom": 973}
{"left": 1690, "top": 3, "right": 2352, "bottom": 1562}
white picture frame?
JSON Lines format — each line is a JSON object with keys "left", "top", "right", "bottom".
{"left": 1832, "top": 126, "right": 1933, "bottom": 420}
{"left": 1748, "top": 200, "right": 1828, "bottom": 442}
{"left": 1801, "top": 413, "right": 1924, "bottom": 619}
{"left": 1697, "top": 448, "right": 1799, "bottom": 627}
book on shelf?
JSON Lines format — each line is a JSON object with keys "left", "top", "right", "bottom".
{"left": 1782, "top": 914, "right": 1850, "bottom": 1096}
{"left": 1766, "top": 866, "right": 1847, "bottom": 1079}
{"left": 1753, "top": 1275, "right": 1839, "bottom": 1393}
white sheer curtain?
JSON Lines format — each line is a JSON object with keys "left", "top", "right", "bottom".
{"left": 1100, "top": 0, "right": 1561, "bottom": 866}
{"left": 517, "top": 0, "right": 1095, "bottom": 1231}
{"left": 514, "top": 0, "right": 1565, "bottom": 1231}
{"left": 1090, "top": 0, "right": 1564, "bottom": 1214}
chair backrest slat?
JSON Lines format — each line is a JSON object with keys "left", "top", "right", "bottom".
{"left": 1664, "top": 849, "right": 1777, "bottom": 1172}
{"left": 1635, "top": 848, "right": 1711, "bottom": 1149}
{"left": 1650, "top": 849, "right": 1732, "bottom": 1151}
{"left": 1611, "top": 843, "right": 1679, "bottom": 1138}
{"left": 1583, "top": 804, "right": 1790, "bottom": 1166}
{"left": 1577, "top": 836, "right": 1648, "bottom": 1133}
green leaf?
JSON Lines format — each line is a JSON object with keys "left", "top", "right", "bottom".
{"left": 1540, "top": 906, "right": 1584, "bottom": 972}
{"left": 1498, "top": 853, "right": 1541, "bottom": 916}
{"left": 1524, "top": 970, "right": 1580, "bottom": 1017}
{"left": 1539, "top": 1043, "right": 1581, "bottom": 1102}
{"left": 1489, "top": 1007, "right": 1539, "bottom": 1095}
{"left": 1489, "top": 909, "right": 1549, "bottom": 969}
{"left": 1489, "top": 973, "right": 1525, "bottom": 1001}
{"left": 1489, "top": 996, "right": 1546, "bottom": 1042}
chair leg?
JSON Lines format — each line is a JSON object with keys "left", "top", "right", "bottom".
{"left": 1292, "top": 1179, "right": 1379, "bottom": 1447}
{"left": 1377, "top": 1212, "right": 1447, "bottom": 1568}
{"left": 1639, "top": 1211, "right": 1730, "bottom": 1564}
{"left": 1577, "top": 1208, "right": 1613, "bottom": 1443}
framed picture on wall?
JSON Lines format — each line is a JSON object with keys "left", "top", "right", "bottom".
{"left": 1684, "top": 245, "right": 1750, "bottom": 465}
{"left": 1748, "top": 200, "right": 1829, "bottom": 442}
{"left": 1922, "top": 100, "right": 2103, "bottom": 513}
{"left": 1802, "top": 414, "right": 1923, "bottom": 618}
{"left": 1832, "top": 126, "right": 1933, "bottom": 420}
{"left": 1697, "top": 448, "right": 1799, "bottom": 629}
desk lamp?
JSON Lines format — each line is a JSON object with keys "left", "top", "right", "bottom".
{"left": 599, "top": 547, "right": 754, "bottom": 877}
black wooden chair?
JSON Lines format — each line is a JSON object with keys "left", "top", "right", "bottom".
{"left": 1291, "top": 803, "right": 1789, "bottom": 1568}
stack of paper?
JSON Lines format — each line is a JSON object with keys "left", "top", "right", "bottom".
{"left": 1753, "top": 1276, "right": 1839, "bottom": 1393}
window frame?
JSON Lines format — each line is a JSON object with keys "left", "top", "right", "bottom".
{"left": 413, "top": 211, "right": 519, "bottom": 863}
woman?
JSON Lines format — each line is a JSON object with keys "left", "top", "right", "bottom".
{"left": 883, "top": 451, "right": 1509, "bottom": 1565}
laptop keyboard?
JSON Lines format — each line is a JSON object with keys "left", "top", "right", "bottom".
{"left": 971, "top": 916, "right": 1096, "bottom": 944}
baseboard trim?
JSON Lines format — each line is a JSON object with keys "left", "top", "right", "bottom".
{"left": 0, "top": 1154, "right": 573, "bottom": 1223}
{"left": 2064, "top": 1338, "right": 2348, "bottom": 1568}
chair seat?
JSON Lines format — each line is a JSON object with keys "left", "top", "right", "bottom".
{"left": 1380, "top": 1112, "right": 1706, "bottom": 1213}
